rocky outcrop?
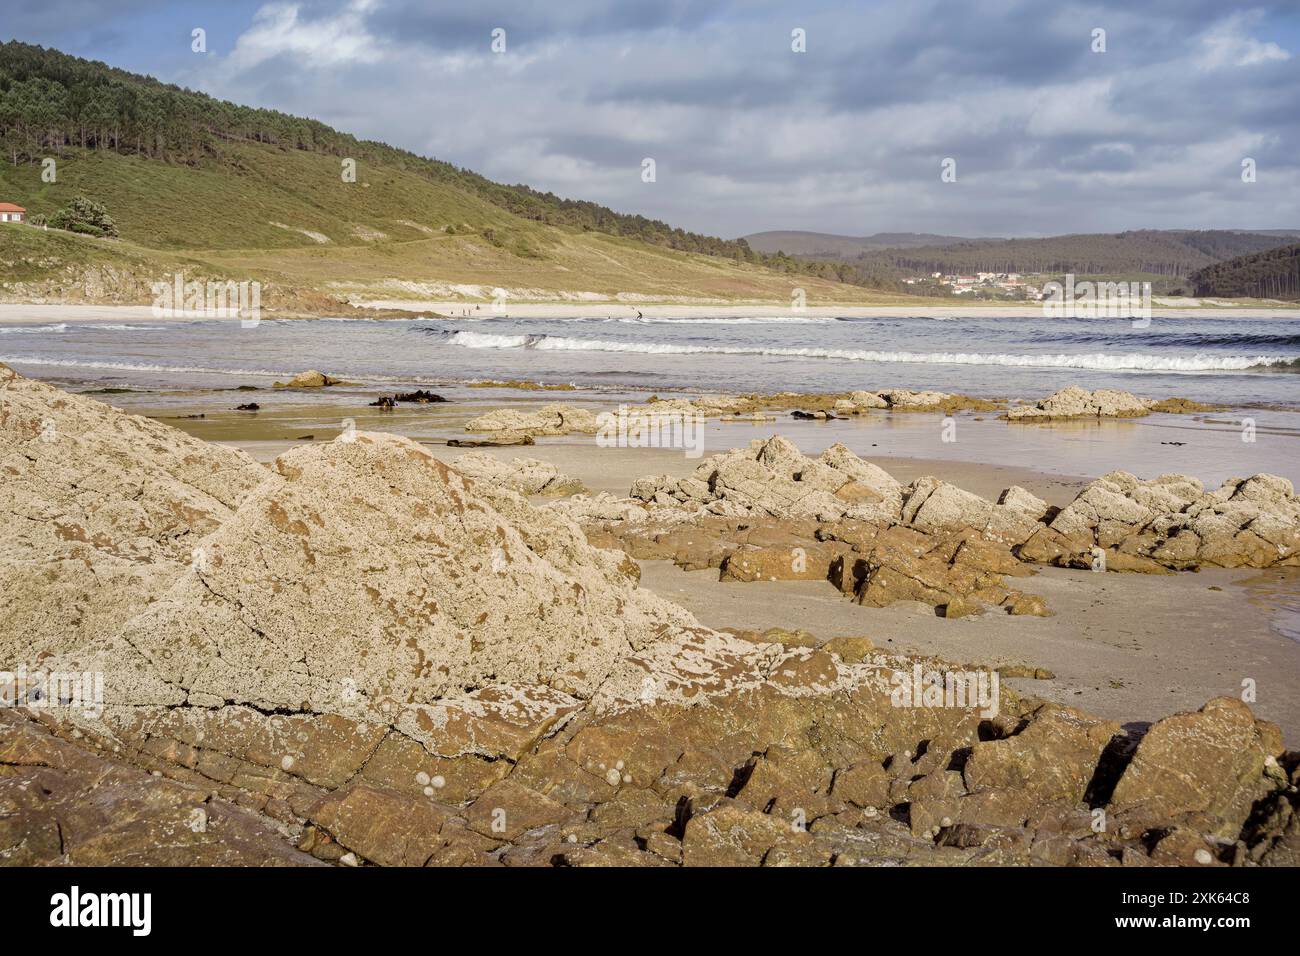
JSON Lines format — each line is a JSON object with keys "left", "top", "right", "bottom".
{"left": 822, "top": 524, "right": 1049, "bottom": 618}
{"left": 0, "top": 709, "right": 322, "bottom": 865}
{"left": 450, "top": 451, "right": 584, "bottom": 496}
{"left": 3, "top": 369, "right": 1297, "bottom": 868}
{"left": 7, "top": 639, "right": 1294, "bottom": 867}
{"left": 630, "top": 437, "right": 905, "bottom": 524}
{"left": 1007, "top": 386, "right": 1208, "bottom": 421}
{"left": 463, "top": 404, "right": 600, "bottom": 438}
{"left": 67, "top": 432, "right": 695, "bottom": 723}
{"left": 833, "top": 388, "right": 1001, "bottom": 415}
{"left": 1019, "top": 470, "right": 1300, "bottom": 571}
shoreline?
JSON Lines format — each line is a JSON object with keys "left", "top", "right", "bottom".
{"left": 4, "top": 301, "right": 1300, "bottom": 324}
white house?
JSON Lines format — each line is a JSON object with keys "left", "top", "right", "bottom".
{"left": 0, "top": 203, "right": 26, "bottom": 223}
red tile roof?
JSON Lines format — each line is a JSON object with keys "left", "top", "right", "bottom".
{"left": 0, "top": 203, "right": 26, "bottom": 213}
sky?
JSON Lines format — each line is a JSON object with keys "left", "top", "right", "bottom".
{"left": 4, "top": 0, "right": 1300, "bottom": 239}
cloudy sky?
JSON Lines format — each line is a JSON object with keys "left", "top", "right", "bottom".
{"left": 6, "top": 0, "right": 1300, "bottom": 238}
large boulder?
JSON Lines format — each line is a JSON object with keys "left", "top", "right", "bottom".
{"left": 74, "top": 432, "right": 696, "bottom": 720}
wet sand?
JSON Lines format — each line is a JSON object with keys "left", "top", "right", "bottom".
{"left": 123, "top": 386, "right": 1300, "bottom": 490}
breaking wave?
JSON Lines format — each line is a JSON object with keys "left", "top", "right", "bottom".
{"left": 0, "top": 324, "right": 67, "bottom": 334}
{"left": 440, "top": 330, "right": 1296, "bottom": 372}
{"left": 0, "top": 356, "right": 288, "bottom": 376}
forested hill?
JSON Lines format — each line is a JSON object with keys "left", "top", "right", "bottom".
{"left": 743, "top": 231, "right": 981, "bottom": 256}
{"left": 1190, "top": 243, "right": 1300, "bottom": 300}
{"left": 851, "top": 230, "right": 1300, "bottom": 279}
{"left": 0, "top": 40, "right": 751, "bottom": 260}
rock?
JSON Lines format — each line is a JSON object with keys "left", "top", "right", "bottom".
{"left": 1035, "top": 471, "right": 1300, "bottom": 571}
{"left": 682, "top": 801, "right": 813, "bottom": 866}
{"left": 791, "top": 409, "right": 836, "bottom": 420}
{"left": 308, "top": 784, "right": 452, "bottom": 867}
{"left": 1109, "top": 697, "right": 1285, "bottom": 837}
{"left": 718, "top": 542, "right": 847, "bottom": 583}
{"left": 463, "top": 404, "right": 599, "bottom": 436}
{"left": 235, "top": 402, "right": 260, "bottom": 411}
{"left": 820, "top": 635, "right": 874, "bottom": 663}
{"left": 273, "top": 370, "right": 351, "bottom": 388}
{"left": 393, "top": 389, "right": 447, "bottom": 404}
{"left": 1147, "top": 398, "right": 1215, "bottom": 414}
{"left": 445, "top": 435, "right": 535, "bottom": 447}
{"left": 831, "top": 761, "right": 890, "bottom": 809}
{"left": 1003, "top": 592, "right": 1052, "bottom": 616}
{"left": 450, "top": 451, "right": 584, "bottom": 496}
{"left": 43, "top": 430, "right": 696, "bottom": 724}
{"left": 1008, "top": 386, "right": 1153, "bottom": 420}
{"left": 465, "top": 778, "right": 571, "bottom": 842}
{"left": 998, "top": 486, "right": 1050, "bottom": 522}
{"left": 876, "top": 389, "right": 1000, "bottom": 412}
{"left": 965, "top": 704, "right": 1120, "bottom": 804}
{"left": 0, "top": 710, "right": 321, "bottom": 866}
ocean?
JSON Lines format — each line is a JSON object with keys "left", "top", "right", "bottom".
{"left": 2, "top": 312, "right": 1298, "bottom": 408}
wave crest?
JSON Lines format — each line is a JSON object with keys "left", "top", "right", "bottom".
{"left": 442, "top": 330, "right": 1294, "bottom": 372}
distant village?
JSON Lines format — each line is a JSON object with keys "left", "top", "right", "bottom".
{"left": 902, "top": 271, "right": 1045, "bottom": 299}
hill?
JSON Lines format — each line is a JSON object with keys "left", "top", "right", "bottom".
{"left": 1190, "top": 243, "right": 1300, "bottom": 301}
{"left": 0, "top": 41, "right": 904, "bottom": 310}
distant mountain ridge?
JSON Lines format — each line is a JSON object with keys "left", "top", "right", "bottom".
{"left": 747, "top": 228, "right": 1300, "bottom": 282}
{"left": 744, "top": 231, "right": 987, "bottom": 256}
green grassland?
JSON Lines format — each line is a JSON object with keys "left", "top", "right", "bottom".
{"left": 0, "top": 145, "right": 913, "bottom": 311}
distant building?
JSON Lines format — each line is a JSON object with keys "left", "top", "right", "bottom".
{"left": 0, "top": 203, "right": 26, "bottom": 223}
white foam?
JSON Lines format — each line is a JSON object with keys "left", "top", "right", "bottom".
{"left": 616, "top": 316, "right": 837, "bottom": 325}
{"left": 0, "top": 324, "right": 67, "bottom": 334}
{"left": 87, "top": 324, "right": 170, "bottom": 331}
{"left": 0, "top": 356, "right": 287, "bottom": 376}
{"left": 444, "top": 331, "right": 1291, "bottom": 372}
